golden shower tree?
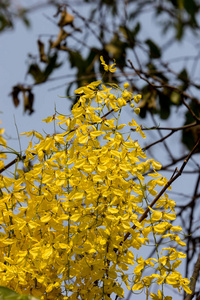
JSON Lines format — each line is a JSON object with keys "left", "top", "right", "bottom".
{"left": 0, "top": 58, "right": 195, "bottom": 300}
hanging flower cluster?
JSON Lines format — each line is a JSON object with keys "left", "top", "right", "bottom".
{"left": 0, "top": 59, "right": 191, "bottom": 300}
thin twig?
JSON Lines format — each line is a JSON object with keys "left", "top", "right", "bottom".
{"left": 182, "top": 98, "right": 200, "bottom": 122}
{"left": 138, "top": 122, "right": 198, "bottom": 152}
{"left": 128, "top": 59, "right": 200, "bottom": 104}
{"left": 150, "top": 112, "right": 174, "bottom": 160}
{"left": 142, "top": 130, "right": 174, "bottom": 151}
{"left": 140, "top": 122, "right": 197, "bottom": 132}
{"left": 0, "top": 155, "right": 26, "bottom": 174}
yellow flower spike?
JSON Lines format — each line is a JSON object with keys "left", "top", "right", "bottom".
{"left": 0, "top": 77, "right": 191, "bottom": 300}
{"left": 100, "top": 55, "right": 117, "bottom": 72}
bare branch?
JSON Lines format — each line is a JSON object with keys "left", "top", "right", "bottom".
{"left": 185, "top": 253, "right": 200, "bottom": 300}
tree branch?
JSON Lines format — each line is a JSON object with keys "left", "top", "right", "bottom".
{"left": 136, "top": 122, "right": 198, "bottom": 152}
{"left": 185, "top": 253, "right": 200, "bottom": 300}
{"left": 0, "top": 155, "right": 26, "bottom": 174}
{"left": 128, "top": 59, "right": 200, "bottom": 104}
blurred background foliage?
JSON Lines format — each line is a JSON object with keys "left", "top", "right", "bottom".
{"left": 1, "top": 0, "right": 200, "bottom": 299}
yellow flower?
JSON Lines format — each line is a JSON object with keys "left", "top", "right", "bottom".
{"left": 123, "top": 82, "right": 129, "bottom": 89}
{"left": 134, "top": 94, "right": 142, "bottom": 103}
{"left": 134, "top": 108, "right": 140, "bottom": 115}
{"left": 100, "top": 55, "right": 117, "bottom": 72}
{"left": 150, "top": 290, "right": 172, "bottom": 300}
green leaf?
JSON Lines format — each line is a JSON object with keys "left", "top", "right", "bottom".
{"left": 27, "top": 64, "right": 44, "bottom": 84}
{"left": 183, "top": 0, "right": 198, "bottom": 26}
{"left": 19, "top": 9, "right": 31, "bottom": 28}
{"left": 145, "top": 39, "right": 161, "bottom": 59}
{"left": 105, "top": 33, "right": 128, "bottom": 60}
{"left": 44, "top": 53, "right": 62, "bottom": 79}
{"left": 178, "top": 68, "right": 188, "bottom": 82}
{"left": 158, "top": 92, "right": 170, "bottom": 120}
{"left": 119, "top": 23, "right": 140, "bottom": 42}
{"left": 27, "top": 52, "right": 61, "bottom": 84}
{"left": 182, "top": 101, "right": 200, "bottom": 151}
{"left": 170, "top": 91, "right": 181, "bottom": 105}
{"left": 178, "top": 68, "right": 189, "bottom": 90}
{"left": 139, "top": 86, "right": 158, "bottom": 118}
{"left": 0, "top": 14, "right": 13, "bottom": 31}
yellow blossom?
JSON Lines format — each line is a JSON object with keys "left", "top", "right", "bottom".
{"left": 100, "top": 56, "right": 117, "bottom": 72}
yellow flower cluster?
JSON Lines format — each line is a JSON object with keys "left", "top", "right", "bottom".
{"left": 0, "top": 60, "right": 191, "bottom": 299}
